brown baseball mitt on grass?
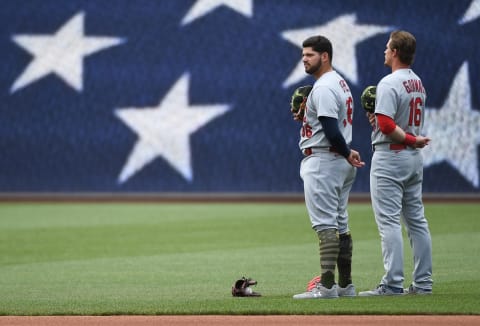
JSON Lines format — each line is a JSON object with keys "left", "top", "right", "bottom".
{"left": 231, "top": 277, "right": 261, "bottom": 297}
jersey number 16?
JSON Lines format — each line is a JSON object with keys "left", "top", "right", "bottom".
{"left": 408, "top": 97, "right": 423, "bottom": 126}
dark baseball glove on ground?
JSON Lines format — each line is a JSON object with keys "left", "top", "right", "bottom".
{"left": 231, "top": 277, "right": 261, "bottom": 297}
{"left": 290, "top": 85, "right": 312, "bottom": 121}
{"left": 360, "top": 85, "right": 376, "bottom": 113}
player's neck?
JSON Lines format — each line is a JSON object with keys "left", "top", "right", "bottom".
{"left": 314, "top": 66, "right": 333, "bottom": 79}
{"left": 391, "top": 60, "right": 410, "bottom": 72}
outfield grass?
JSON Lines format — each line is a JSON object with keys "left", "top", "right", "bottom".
{"left": 0, "top": 201, "right": 479, "bottom": 315}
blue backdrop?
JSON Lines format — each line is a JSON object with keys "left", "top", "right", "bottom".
{"left": 1, "top": 0, "right": 480, "bottom": 193}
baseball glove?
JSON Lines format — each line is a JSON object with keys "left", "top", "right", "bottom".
{"left": 231, "top": 277, "right": 261, "bottom": 297}
{"left": 360, "top": 85, "right": 376, "bottom": 113}
{"left": 290, "top": 85, "right": 312, "bottom": 121}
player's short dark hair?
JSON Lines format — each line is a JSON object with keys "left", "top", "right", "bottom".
{"left": 302, "top": 35, "right": 333, "bottom": 63}
{"left": 389, "top": 30, "right": 416, "bottom": 65}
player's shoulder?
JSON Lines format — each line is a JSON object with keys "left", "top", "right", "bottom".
{"left": 378, "top": 72, "right": 397, "bottom": 84}
{"left": 312, "top": 77, "right": 331, "bottom": 92}
{"left": 378, "top": 70, "right": 409, "bottom": 89}
{"left": 386, "top": 68, "right": 421, "bottom": 81}
{"left": 330, "top": 70, "right": 349, "bottom": 86}
{"left": 316, "top": 71, "right": 349, "bottom": 91}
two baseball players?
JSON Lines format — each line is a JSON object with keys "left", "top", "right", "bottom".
{"left": 293, "top": 30, "right": 433, "bottom": 298}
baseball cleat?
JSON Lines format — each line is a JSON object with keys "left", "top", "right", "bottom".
{"left": 404, "top": 284, "right": 432, "bottom": 295}
{"left": 358, "top": 284, "right": 404, "bottom": 296}
{"left": 337, "top": 284, "right": 356, "bottom": 297}
{"left": 293, "top": 283, "right": 339, "bottom": 299}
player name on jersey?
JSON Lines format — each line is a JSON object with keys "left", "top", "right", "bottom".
{"left": 403, "top": 78, "right": 425, "bottom": 94}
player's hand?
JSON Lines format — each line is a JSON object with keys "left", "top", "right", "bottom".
{"left": 412, "top": 135, "right": 431, "bottom": 148}
{"left": 366, "top": 112, "right": 375, "bottom": 128}
{"left": 347, "top": 149, "right": 365, "bottom": 168}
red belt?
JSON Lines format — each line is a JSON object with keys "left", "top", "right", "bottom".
{"left": 373, "top": 143, "right": 407, "bottom": 151}
{"left": 303, "top": 147, "right": 338, "bottom": 156}
{"left": 389, "top": 144, "right": 407, "bottom": 150}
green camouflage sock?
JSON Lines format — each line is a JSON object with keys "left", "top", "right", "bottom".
{"left": 317, "top": 228, "right": 339, "bottom": 289}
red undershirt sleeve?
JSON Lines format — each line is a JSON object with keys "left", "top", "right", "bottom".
{"left": 376, "top": 114, "right": 396, "bottom": 135}
{"left": 376, "top": 114, "right": 417, "bottom": 146}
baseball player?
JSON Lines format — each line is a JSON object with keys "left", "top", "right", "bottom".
{"left": 292, "top": 35, "right": 364, "bottom": 299}
{"left": 359, "top": 30, "right": 433, "bottom": 296}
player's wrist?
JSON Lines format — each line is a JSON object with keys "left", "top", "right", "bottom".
{"left": 338, "top": 146, "right": 351, "bottom": 159}
{"left": 403, "top": 133, "right": 416, "bottom": 146}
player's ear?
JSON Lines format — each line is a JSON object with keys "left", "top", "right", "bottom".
{"left": 391, "top": 48, "right": 399, "bottom": 58}
{"left": 321, "top": 52, "right": 329, "bottom": 63}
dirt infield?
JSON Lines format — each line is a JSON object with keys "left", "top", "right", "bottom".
{"left": 1, "top": 315, "right": 479, "bottom": 326}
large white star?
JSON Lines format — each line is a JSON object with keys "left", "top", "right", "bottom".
{"left": 115, "top": 73, "right": 231, "bottom": 184}
{"left": 181, "top": 0, "right": 253, "bottom": 25}
{"left": 422, "top": 62, "right": 480, "bottom": 188}
{"left": 11, "top": 11, "right": 125, "bottom": 93}
{"left": 281, "top": 14, "right": 392, "bottom": 88}
{"left": 459, "top": 0, "right": 480, "bottom": 25}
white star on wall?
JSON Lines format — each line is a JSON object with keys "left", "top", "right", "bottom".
{"left": 281, "top": 14, "right": 392, "bottom": 88}
{"left": 11, "top": 11, "right": 125, "bottom": 93}
{"left": 459, "top": 0, "right": 480, "bottom": 24}
{"left": 181, "top": 0, "right": 253, "bottom": 25}
{"left": 115, "top": 73, "right": 231, "bottom": 184}
{"left": 422, "top": 62, "right": 480, "bottom": 188}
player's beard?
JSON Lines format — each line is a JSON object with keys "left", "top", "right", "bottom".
{"left": 305, "top": 60, "right": 322, "bottom": 75}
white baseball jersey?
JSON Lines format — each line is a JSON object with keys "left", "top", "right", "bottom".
{"left": 372, "top": 68, "right": 426, "bottom": 145}
{"left": 299, "top": 70, "right": 353, "bottom": 150}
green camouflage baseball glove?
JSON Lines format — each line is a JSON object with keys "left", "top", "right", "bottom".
{"left": 290, "top": 85, "right": 312, "bottom": 121}
{"left": 360, "top": 85, "right": 376, "bottom": 113}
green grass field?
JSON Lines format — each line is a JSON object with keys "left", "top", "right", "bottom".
{"left": 0, "top": 201, "right": 479, "bottom": 315}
